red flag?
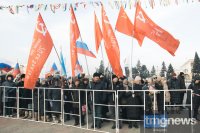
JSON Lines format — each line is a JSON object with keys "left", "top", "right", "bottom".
{"left": 94, "top": 12, "right": 103, "bottom": 53}
{"left": 134, "top": 4, "right": 180, "bottom": 56}
{"left": 102, "top": 6, "right": 123, "bottom": 77}
{"left": 115, "top": 6, "right": 144, "bottom": 46}
{"left": 24, "top": 13, "right": 53, "bottom": 89}
{"left": 70, "top": 5, "right": 80, "bottom": 77}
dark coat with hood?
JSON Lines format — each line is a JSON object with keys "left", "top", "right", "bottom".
{"left": 2, "top": 75, "right": 16, "bottom": 102}
{"left": 126, "top": 83, "right": 143, "bottom": 119}
{"left": 168, "top": 77, "right": 181, "bottom": 104}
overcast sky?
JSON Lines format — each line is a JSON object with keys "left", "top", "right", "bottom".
{"left": 0, "top": 0, "right": 200, "bottom": 77}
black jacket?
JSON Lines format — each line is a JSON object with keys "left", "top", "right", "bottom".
{"left": 91, "top": 80, "right": 106, "bottom": 104}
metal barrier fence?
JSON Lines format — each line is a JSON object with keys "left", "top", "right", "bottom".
{"left": 0, "top": 86, "right": 193, "bottom": 133}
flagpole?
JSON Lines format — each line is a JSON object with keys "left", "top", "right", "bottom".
{"left": 53, "top": 44, "right": 62, "bottom": 69}
{"left": 130, "top": 38, "right": 134, "bottom": 90}
{"left": 100, "top": 43, "right": 105, "bottom": 74}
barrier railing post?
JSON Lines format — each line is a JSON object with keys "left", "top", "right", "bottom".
{"left": 3, "top": 87, "right": 5, "bottom": 117}
{"left": 191, "top": 89, "right": 193, "bottom": 119}
{"left": 79, "top": 90, "right": 81, "bottom": 128}
{"left": 61, "top": 88, "right": 64, "bottom": 125}
{"left": 92, "top": 90, "right": 95, "bottom": 130}
{"left": 44, "top": 88, "right": 46, "bottom": 122}
{"left": 17, "top": 87, "right": 19, "bottom": 119}
{"left": 32, "top": 89, "right": 34, "bottom": 120}
{"left": 116, "top": 91, "right": 119, "bottom": 133}
{"left": 115, "top": 91, "right": 119, "bottom": 133}
{"left": 86, "top": 90, "right": 88, "bottom": 129}
{"left": 38, "top": 88, "right": 40, "bottom": 121}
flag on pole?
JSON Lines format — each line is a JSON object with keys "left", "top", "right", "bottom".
{"left": 76, "top": 41, "right": 96, "bottom": 58}
{"left": 45, "top": 62, "right": 58, "bottom": 78}
{"left": 134, "top": 3, "right": 180, "bottom": 56}
{"left": 75, "top": 59, "right": 83, "bottom": 76}
{"left": 60, "top": 50, "right": 67, "bottom": 76}
{"left": 24, "top": 13, "right": 53, "bottom": 89}
{"left": 12, "top": 62, "right": 21, "bottom": 78}
{"left": 115, "top": 6, "right": 144, "bottom": 46}
{"left": 0, "top": 63, "right": 12, "bottom": 72}
{"left": 102, "top": 6, "right": 123, "bottom": 77}
{"left": 94, "top": 12, "right": 103, "bottom": 53}
{"left": 70, "top": 5, "right": 80, "bottom": 77}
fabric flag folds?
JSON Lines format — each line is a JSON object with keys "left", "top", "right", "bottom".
{"left": 134, "top": 3, "right": 180, "bottom": 56}
{"left": 24, "top": 13, "right": 53, "bottom": 89}
{"left": 45, "top": 62, "right": 58, "bottom": 78}
{"left": 94, "top": 12, "right": 103, "bottom": 53}
{"left": 76, "top": 41, "right": 96, "bottom": 58}
{"left": 60, "top": 50, "right": 67, "bottom": 76}
{"left": 70, "top": 5, "right": 79, "bottom": 77}
{"left": 75, "top": 59, "right": 83, "bottom": 76}
{"left": 102, "top": 6, "right": 123, "bottom": 77}
{"left": 12, "top": 63, "right": 21, "bottom": 78}
{"left": 115, "top": 6, "right": 144, "bottom": 46}
{"left": 0, "top": 63, "right": 12, "bottom": 72}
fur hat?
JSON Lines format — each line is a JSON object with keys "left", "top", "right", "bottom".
{"left": 172, "top": 73, "right": 176, "bottom": 77}
{"left": 135, "top": 76, "right": 141, "bottom": 81}
{"left": 74, "top": 78, "right": 80, "bottom": 82}
{"left": 194, "top": 75, "right": 200, "bottom": 81}
{"left": 20, "top": 74, "right": 25, "bottom": 79}
{"left": 112, "top": 74, "right": 118, "bottom": 80}
{"left": 93, "top": 72, "right": 100, "bottom": 78}
{"left": 6, "top": 74, "right": 14, "bottom": 81}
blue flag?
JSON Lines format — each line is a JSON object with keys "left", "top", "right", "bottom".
{"left": 60, "top": 51, "right": 67, "bottom": 76}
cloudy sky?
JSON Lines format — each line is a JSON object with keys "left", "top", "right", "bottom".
{"left": 0, "top": 0, "right": 200, "bottom": 77}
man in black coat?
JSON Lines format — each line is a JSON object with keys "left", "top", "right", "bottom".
{"left": 2, "top": 74, "right": 16, "bottom": 116}
{"left": 16, "top": 74, "right": 33, "bottom": 119}
{"left": 91, "top": 72, "right": 106, "bottom": 129}
{"left": 192, "top": 76, "right": 200, "bottom": 121}
{"left": 168, "top": 73, "right": 181, "bottom": 114}
{"left": 108, "top": 74, "right": 123, "bottom": 129}
{"left": 48, "top": 75, "right": 62, "bottom": 123}
{"left": 155, "top": 77, "right": 164, "bottom": 114}
{"left": 178, "top": 72, "right": 186, "bottom": 109}
{"left": 126, "top": 76, "right": 143, "bottom": 128}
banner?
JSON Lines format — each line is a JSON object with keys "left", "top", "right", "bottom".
{"left": 24, "top": 13, "right": 53, "bottom": 89}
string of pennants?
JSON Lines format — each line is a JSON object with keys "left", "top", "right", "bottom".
{"left": 0, "top": 0, "right": 200, "bottom": 14}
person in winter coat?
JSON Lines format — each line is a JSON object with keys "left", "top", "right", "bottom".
{"left": 161, "top": 77, "right": 170, "bottom": 114}
{"left": 178, "top": 72, "right": 186, "bottom": 109}
{"left": 142, "top": 78, "right": 153, "bottom": 115}
{"left": 168, "top": 73, "right": 181, "bottom": 114}
{"left": 70, "top": 78, "right": 86, "bottom": 126}
{"left": 91, "top": 72, "right": 106, "bottom": 129}
{"left": 48, "top": 75, "right": 62, "bottom": 123}
{"left": 63, "top": 77, "right": 73, "bottom": 121}
{"left": 155, "top": 76, "right": 164, "bottom": 114}
{"left": 16, "top": 74, "right": 33, "bottom": 119}
{"left": 33, "top": 79, "right": 45, "bottom": 121}
{"left": 126, "top": 76, "right": 143, "bottom": 129}
{"left": 186, "top": 79, "right": 194, "bottom": 118}
{"left": 192, "top": 76, "right": 200, "bottom": 121}
{"left": 108, "top": 75, "right": 123, "bottom": 129}
{"left": 119, "top": 79, "right": 132, "bottom": 121}
{"left": 2, "top": 74, "right": 16, "bottom": 116}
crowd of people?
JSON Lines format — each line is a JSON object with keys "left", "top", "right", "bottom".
{"left": 0, "top": 71, "right": 200, "bottom": 129}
